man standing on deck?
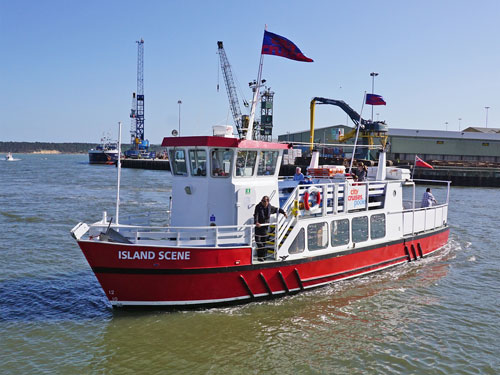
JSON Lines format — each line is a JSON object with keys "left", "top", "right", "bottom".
{"left": 254, "top": 196, "right": 287, "bottom": 261}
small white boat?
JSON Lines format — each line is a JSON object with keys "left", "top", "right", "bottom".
{"left": 5, "top": 152, "right": 14, "bottom": 161}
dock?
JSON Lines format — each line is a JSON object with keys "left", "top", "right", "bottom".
{"left": 120, "top": 158, "right": 170, "bottom": 171}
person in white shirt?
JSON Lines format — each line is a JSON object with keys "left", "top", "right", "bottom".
{"left": 421, "top": 188, "right": 437, "bottom": 207}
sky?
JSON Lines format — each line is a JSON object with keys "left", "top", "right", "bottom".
{"left": 1, "top": 0, "right": 499, "bottom": 143}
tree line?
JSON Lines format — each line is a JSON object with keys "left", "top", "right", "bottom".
{"left": 0, "top": 142, "right": 164, "bottom": 154}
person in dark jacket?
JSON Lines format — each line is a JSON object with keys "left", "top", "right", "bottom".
{"left": 352, "top": 162, "right": 368, "bottom": 182}
{"left": 254, "top": 196, "right": 287, "bottom": 260}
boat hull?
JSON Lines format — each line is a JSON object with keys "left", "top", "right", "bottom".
{"left": 77, "top": 227, "right": 449, "bottom": 308}
{"left": 88, "top": 150, "right": 119, "bottom": 165}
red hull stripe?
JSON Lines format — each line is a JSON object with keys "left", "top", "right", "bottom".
{"left": 90, "top": 227, "right": 448, "bottom": 276}
{"left": 301, "top": 255, "right": 409, "bottom": 283}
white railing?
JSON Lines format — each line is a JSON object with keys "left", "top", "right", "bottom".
{"left": 85, "top": 221, "right": 255, "bottom": 248}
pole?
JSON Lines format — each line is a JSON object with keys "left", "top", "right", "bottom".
{"left": 247, "top": 53, "right": 264, "bottom": 140}
{"left": 370, "top": 72, "right": 378, "bottom": 121}
{"left": 485, "top": 106, "right": 490, "bottom": 128}
{"left": 458, "top": 118, "right": 462, "bottom": 131}
{"left": 115, "top": 121, "right": 122, "bottom": 225}
{"left": 349, "top": 92, "right": 366, "bottom": 173}
{"left": 178, "top": 100, "right": 182, "bottom": 136}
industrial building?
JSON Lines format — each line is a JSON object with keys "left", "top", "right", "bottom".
{"left": 278, "top": 126, "right": 500, "bottom": 163}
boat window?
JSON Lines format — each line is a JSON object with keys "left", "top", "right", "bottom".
{"left": 211, "top": 149, "right": 233, "bottom": 178}
{"left": 257, "top": 151, "right": 279, "bottom": 176}
{"left": 307, "top": 222, "right": 328, "bottom": 251}
{"left": 370, "top": 214, "right": 386, "bottom": 239}
{"left": 289, "top": 228, "right": 305, "bottom": 254}
{"left": 235, "top": 150, "right": 257, "bottom": 177}
{"left": 169, "top": 149, "right": 188, "bottom": 176}
{"left": 331, "top": 219, "right": 350, "bottom": 247}
{"left": 352, "top": 216, "right": 368, "bottom": 243}
{"left": 189, "top": 149, "right": 207, "bottom": 177}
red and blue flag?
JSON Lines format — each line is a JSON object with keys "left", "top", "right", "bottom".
{"left": 365, "top": 94, "right": 386, "bottom": 106}
{"left": 261, "top": 31, "right": 313, "bottom": 62}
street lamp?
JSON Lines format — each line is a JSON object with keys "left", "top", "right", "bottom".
{"left": 376, "top": 113, "right": 380, "bottom": 121}
{"left": 445, "top": 121, "right": 448, "bottom": 131}
{"left": 177, "top": 100, "right": 182, "bottom": 136}
{"left": 458, "top": 118, "right": 462, "bottom": 131}
{"left": 370, "top": 72, "right": 379, "bottom": 121}
{"left": 485, "top": 106, "right": 490, "bottom": 128}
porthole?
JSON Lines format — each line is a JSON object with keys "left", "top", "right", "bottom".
{"left": 393, "top": 190, "right": 397, "bottom": 197}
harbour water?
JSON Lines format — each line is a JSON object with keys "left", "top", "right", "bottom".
{"left": 0, "top": 154, "right": 498, "bottom": 374}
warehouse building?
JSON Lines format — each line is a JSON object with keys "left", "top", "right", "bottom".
{"left": 278, "top": 126, "right": 500, "bottom": 163}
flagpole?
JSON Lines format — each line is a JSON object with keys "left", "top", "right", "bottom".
{"left": 246, "top": 30, "right": 267, "bottom": 141}
{"left": 349, "top": 91, "right": 366, "bottom": 174}
{"left": 411, "top": 154, "right": 417, "bottom": 179}
{"left": 115, "top": 121, "right": 122, "bottom": 225}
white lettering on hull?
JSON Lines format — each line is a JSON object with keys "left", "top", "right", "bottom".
{"left": 118, "top": 250, "right": 191, "bottom": 261}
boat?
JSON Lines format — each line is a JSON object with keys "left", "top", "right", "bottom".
{"left": 71, "top": 129, "right": 451, "bottom": 308}
{"left": 5, "top": 152, "right": 14, "bottom": 161}
{"left": 88, "top": 136, "right": 119, "bottom": 165}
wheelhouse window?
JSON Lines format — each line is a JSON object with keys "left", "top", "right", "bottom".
{"left": 257, "top": 151, "right": 279, "bottom": 176}
{"left": 370, "top": 214, "right": 386, "bottom": 239}
{"left": 189, "top": 149, "right": 207, "bottom": 177}
{"left": 169, "top": 149, "right": 188, "bottom": 176}
{"left": 331, "top": 219, "right": 349, "bottom": 247}
{"left": 352, "top": 216, "right": 368, "bottom": 243}
{"left": 307, "top": 222, "right": 328, "bottom": 251}
{"left": 289, "top": 228, "right": 305, "bottom": 254}
{"left": 211, "top": 149, "right": 233, "bottom": 177}
{"left": 235, "top": 150, "right": 257, "bottom": 177}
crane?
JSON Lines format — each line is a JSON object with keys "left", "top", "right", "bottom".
{"left": 217, "top": 41, "right": 249, "bottom": 138}
{"left": 310, "top": 97, "right": 388, "bottom": 160}
{"left": 125, "top": 39, "right": 154, "bottom": 158}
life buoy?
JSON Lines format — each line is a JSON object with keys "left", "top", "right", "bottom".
{"left": 303, "top": 187, "right": 321, "bottom": 212}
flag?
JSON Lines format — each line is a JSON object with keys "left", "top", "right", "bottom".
{"left": 365, "top": 94, "right": 386, "bottom": 106}
{"left": 415, "top": 155, "right": 433, "bottom": 169}
{"left": 261, "top": 30, "right": 313, "bottom": 62}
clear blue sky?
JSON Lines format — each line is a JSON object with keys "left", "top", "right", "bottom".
{"left": 1, "top": 0, "right": 499, "bottom": 143}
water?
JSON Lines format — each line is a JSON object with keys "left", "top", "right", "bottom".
{"left": 0, "top": 154, "right": 498, "bottom": 374}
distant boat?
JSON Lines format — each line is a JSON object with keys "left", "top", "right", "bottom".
{"left": 5, "top": 152, "right": 14, "bottom": 161}
{"left": 88, "top": 136, "right": 119, "bottom": 165}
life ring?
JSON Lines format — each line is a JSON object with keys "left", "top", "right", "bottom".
{"left": 303, "top": 187, "right": 321, "bottom": 212}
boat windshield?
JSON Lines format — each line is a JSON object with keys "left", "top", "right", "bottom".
{"left": 169, "top": 149, "right": 188, "bottom": 176}
{"left": 211, "top": 149, "right": 233, "bottom": 177}
{"left": 189, "top": 149, "right": 207, "bottom": 177}
{"left": 257, "top": 150, "right": 279, "bottom": 176}
{"left": 235, "top": 150, "right": 257, "bottom": 177}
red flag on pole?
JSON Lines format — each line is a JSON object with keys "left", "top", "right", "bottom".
{"left": 415, "top": 155, "right": 433, "bottom": 169}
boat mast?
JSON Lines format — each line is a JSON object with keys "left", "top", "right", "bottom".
{"left": 115, "top": 121, "right": 122, "bottom": 225}
{"left": 349, "top": 92, "right": 366, "bottom": 173}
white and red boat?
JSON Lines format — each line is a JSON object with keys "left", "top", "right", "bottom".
{"left": 71, "top": 130, "right": 450, "bottom": 308}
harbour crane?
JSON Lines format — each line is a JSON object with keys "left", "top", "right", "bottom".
{"left": 217, "top": 41, "right": 249, "bottom": 138}
{"left": 125, "top": 39, "right": 154, "bottom": 159}
{"left": 310, "top": 97, "right": 388, "bottom": 160}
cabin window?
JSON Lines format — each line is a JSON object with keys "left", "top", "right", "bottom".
{"left": 352, "top": 216, "right": 368, "bottom": 243}
{"left": 307, "top": 222, "right": 328, "bottom": 251}
{"left": 235, "top": 150, "right": 257, "bottom": 177}
{"left": 189, "top": 149, "right": 207, "bottom": 177}
{"left": 257, "top": 151, "right": 279, "bottom": 176}
{"left": 211, "top": 148, "right": 233, "bottom": 177}
{"left": 289, "top": 228, "right": 305, "bottom": 254}
{"left": 370, "top": 214, "right": 386, "bottom": 239}
{"left": 169, "top": 149, "right": 188, "bottom": 176}
{"left": 331, "top": 219, "right": 349, "bottom": 247}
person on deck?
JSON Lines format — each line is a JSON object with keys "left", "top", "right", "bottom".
{"left": 293, "top": 167, "right": 304, "bottom": 181}
{"left": 421, "top": 188, "right": 437, "bottom": 207}
{"left": 352, "top": 162, "right": 368, "bottom": 182}
{"left": 299, "top": 175, "right": 313, "bottom": 185}
{"left": 254, "top": 196, "right": 287, "bottom": 261}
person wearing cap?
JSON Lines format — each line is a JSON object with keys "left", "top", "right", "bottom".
{"left": 299, "top": 175, "right": 313, "bottom": 185}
